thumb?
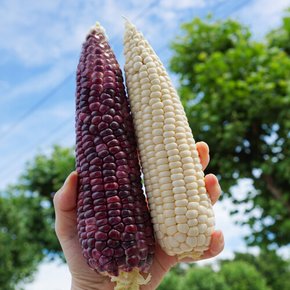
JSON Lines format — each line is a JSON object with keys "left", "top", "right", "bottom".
{"left": 53, "top": 171, "right": 78, "bottom": 241}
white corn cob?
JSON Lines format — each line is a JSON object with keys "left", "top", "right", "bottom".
{"left": 123, "top": 21, "right": 215, "bottom": 259}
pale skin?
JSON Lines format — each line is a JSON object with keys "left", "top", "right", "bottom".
{"left": 53, "top": 141, "right": 224, "bottom": 290}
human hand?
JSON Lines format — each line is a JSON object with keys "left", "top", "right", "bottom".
{"left": 53, "top": 141, "right": 224, "bottom": 290}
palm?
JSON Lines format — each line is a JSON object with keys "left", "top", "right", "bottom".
{"left": 54, "top": 142, "right": 224, "bottom": 289}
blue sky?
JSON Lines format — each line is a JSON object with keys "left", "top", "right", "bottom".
{"left": 1, "top": 0, "right": 290, "bottom": 289}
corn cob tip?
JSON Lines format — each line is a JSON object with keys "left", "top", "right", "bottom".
{"left": 87, "top": 21, "right": 108, "bottom": 39}
{"left": 111, "top": 269, "right": 151, "bottom": 290}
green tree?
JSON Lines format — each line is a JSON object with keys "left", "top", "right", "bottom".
{"left": 0, "top": 145, "right": 75, "bottom": 289}
{"left": 230, "top": 250, "right": 290, "bottom": 290}
{"left": 157, "top": 269, "right": 182, "bottom": 290}
{"left": 220, "top": 261, "right": 271, "bottom": 290}
{"left": 170, "top": 16, "right": 290, "bottom": 248}
{"left": 180, "top": 266, "right": 229, "bottom": 290}
{"left": 0, "top": 191, "right": 51, "bottom": 290}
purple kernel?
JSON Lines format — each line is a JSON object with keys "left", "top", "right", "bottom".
{"left": 103, "top": 98, "right": 115, "bottom": 107}
{"left": 99, "top": 255, "right": 112, "bottom": 266}
{"left": 89, "top": 125, "right": 97, "bottom": 134}
{"left": 89, "top": 102, "right": 100, "bottom": 111}
{"left": 114, "top": 128, "right": 125, "bottom": 136}
{"left": 103, "top": 155, "right": 114, "bottom": 162}
{"left": 102, "top": 114, "right": 113, "bottom": 123}
{"left": 115, "top": 152, "right": 127, "bottom": 159}
{"left": 95, "top": 211, "right": 107, "bottom": 219}
{"left": 107, "top": 108, "right": 116, "bottom": 116}
{"left": 119, "top": 178, "right": 130, "bottom": 185}
{"left": 99, "top": 104, "right": 110, "bottom": 114}
{"left": 103, "top": 163, "right": 116, "bottom": 170}
{"left": 85, "top": 225, "right": 97, "bottom": 232}
{"left": 92, "top": 184, "right": 104, "bottom": 191}
{"left": 94, "top": 136, "right": 102, "bottom": 145}
{"left": 127, "top": 256, "right": 140, "bottom": 267}
{"left": 85, "top": 217, "right": 96, "bottom": 225}
{"left": 109, "top": 146, "right": 121, "bottom": 154}
{"left": 92, "top": 249, "right": 101, "bottom": 259}
{"left": 104, "top": 182, "right": 119, "bottom": 190}
{"left": 104, "top": 176, "right": 117, "bottom": 183}
{"left": 109, "top": 229, "right": 121, "bottom": 240}
{"left": 103, "top": 134, "right": 115, "bottom": 143}
{"left": 100, "top": 128, "right": 113, "bottom": 137}
{"left": 93, "top": 197, "right": 106, "bottom": 205}
{"left": 87, "top": 238, "right": 95, "bottom": 248}
{"left": 94, "top": 205, "right": 107, "bottom": 212}
{"left": 92, "top": 116, "right": 102, "bottom": 125}
{"left": 125, "top": 246, "right": 138, "bottom": 256}
{"left": 123, "top": 217, "right": 135, "bottom": 224}
{"left": 116, "top": 171, "right": 128, "bottom": 179}
{"left": 114, "top": 248, "right": 125, "bottom": 258}
{"left": 95, "top": 232, "right": 108, "bottom": 241}
{"left": 117, "top": 165, "right": 129, "bottom": 171}
{"left": 108, "top": 202, "right": 122, "bottom": 210}
{"left": 100, "top": 93, "right": 111, "bottom": 101}
{"left": 116, "top": 159, "right": 128, "bottom": 166}
{"left": 96, "top": 144, "right": 107, "bottom": 152}
{"left": 98, "top": 150, "right": 109, "bottom": 158}
{"left": 125, "top": 225, "right": 137, "bottom": 233}
{"left": 103, "top": 170, "right": 115, "bottom": 177}
{"left": 105, "top": 190, "right": 118, "bottom": 197}
{"left": 122, "top": 232, "right": 135, "bottom": 241}
{"left": 92, "top": 191, "right": 105, "bottom": 199}
{"left": 107, "top": 196, "right": 120, "bottom": 203}
{"left": 96, "top": 218, "right": 108, "bottom": 227}
{"left": 109, "top": 216, "right": 121, "bottom": 225}
{"left": 90, "top": 171, "right": 102, "bottom": 178}
{"left": 103, "top": 247, "right": 114, "bottom": 257}
{"left": 98, "top": 121, "right": 109, "bottom": 131}
{"left": 108, "top": 210, "right": 121, "bottom": 217}
{"left": 121, "top": 209, "right": 134, "bottom": 217}
{"left": 99, "top": 225, "right": 111, "bottom": 233}
{"left": 84, "top": 210, "right": 94, "bottom": 218}
{"left": 108, "top": 239, "right": 120, "bottom": 248}
{"left": 90, "top": 157, "right": 102, "bottom": 166}
{"left": 114, "top": 222, "right": 125, "bottom": 232}
{"left": 107, "top": 139, "right": 120, "bottom": 147}
{"left": 110, "top": 121, "right": 119, "bottom": 130}
{"left": 114, "top": 115, "right": 123, "bottom": 123}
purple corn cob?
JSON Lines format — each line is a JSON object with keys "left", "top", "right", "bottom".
{"left": 75, "top": 23, "right": 155, "bottom": 288}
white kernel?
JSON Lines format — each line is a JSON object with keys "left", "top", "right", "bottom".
{"left": 165, "top": 143, "right": 177, "bottom": 151}
{"left": 188, "top": 219, "right": 198, "bottom": 226}
{"left": 186, "top": 236, "right": 197, "bottom": 247}
{"left": 159, "top": 171, "right": 170, "bottom": 178}
{"left": 168, "top": 155, "right": 181, "bottom": 162}
{"left": 155, "top": 231, "right": 163, "bottom": 240}
{"left": 175, "top": 199, "right": 188, "bottom": 207}
{"left": 175, "top": 207, "right": 187, "bottom": 215}
{"left": 165, "top": 217, "right": 176, "bottom": 226}
{"left": 177, "top": 223, "right": 189, "bottom": 234}
{"left": 148, "top": 67, "right": 158, "bottom": 74}
{"left": 164, "top": 210, "right": 175, "bottom": 218}
{"left": 197, "top": 235, "right": 206, "bottom": 246}
{"left": 186, "top": 210, "right": 198, "bottom": 219}
{"left": 160, "top": 224, "right": 167, "bottom": 234}
{"left": 176, "top": 133, "right": 186, "bottom": 139}
{"left": 152, "top": 109, "right": 163, "bottom": 117}
{"left": 157, "top": 164, "right": 170, "bottom": 171}
{"left": 144, "top": 56, "right": 153, "bottom": 63}
{"left": 198, "top": 215, "right": 208, "bottom": 223}
{"left": 160, "top": 183, "right": 172, "bottom": 191}
{"left": 172, "top": 180, "right": 185, "bottom": 187}
{"left": 174, "top": 232, "right": 186, "bottom": 243}
{"left": 188, "top": 202, "right": 199, "bottom": 210}
{"left": 169, "top": 161, "right": 182, "bottom": 169}
{"left": 198, "top": 224, "right": 207, "bottom": 234}
{"left": 156, "top": 151, "right": 167, "bottom": 158}
{"left": 139, "top": 71, "right": 148, "bottom": 78}
{"left": 164, "top": 112, "right": 175, "bottom": 118}
{"left": 161, "top": 190, "right": 172, "bottom": 198}
{"left": 184, "top": 176, "right": 197, "bottom": 183}
{"left": 160, "top": 177, "right": 171, "bottom": 183}
{"left": 164, "top": 105, "right": 174, "bottom": 112}
{"left": 150, "top": 91, "right": 162, "bottom": 98}
{"left": 180, "top": 243, "right": 191, "bottom": 251}
{"left": 155, "top": 197, "right": 163, "bottom": 205}
{"left": 141, "top": 83, "right": 151, "bottom": 90}
{"left": 141, "top": 89, "right": 150, "bottom": 97}
{"left": 178, "top": 144, "right": 190, "bottom": 151}
{"left": 180, "top": 150, "right": 191, "bottom": 158}
{"left": 167, "top": 225, "right": 177, "bottom": 235}
{"left": 152, "top": 102, "right": 163, "bottom": 110}
{"left": 153, "top": 128, "right": 163, "bottom": 136}
{"left": 175, "top": 215, "right": 187, "bottom": 223}
{"left": 146, "top": 61, "right": 155, "bottom": 68}
{"left": 173, "top": 186, "right": 186, "bottom": 195}
{"left": 171, "top": 168, "right": 183, "bottom": 174}
{"left": 182, "top": 156, "right": 194, "bottom": 164}
{"left": 167, "top": 149, "right": 179, "bottom": 156}
{"left": 164, "top": 118, "right": 175, "bottom": 124}
{"left": 188, "top": 227, "right": 199, "bottom": 237}
{"left": 168, "top": 236, "right": 179, "bottom": 248}
{"left": 163, "top": 131, "right": 175, "bottom": 138}
{"left": 186, "top": 183, "right": 198, "bottom": 190}
{"left": 149, "top": 73, "right": 159, "bottom": 80}
{"left": 183, "top": 163, "right": 195, "bottom": 170}
{"left": 152, "top": 121, "right": 163, "bottom": 128}
{"left": 155, "top": 144, "right": 165, "bottom": 151}
{"left": 151, "top": 85, "right": 161, "bottom": 92}
{"left": 163, "top": 196, "right": 175, "bottom": 204}
{"left": 153, "top": 115, "right": 164, "bottom": 122}
{"left": 171, "top": 173, "right": 184, "bottom": 181}
{"left": 156, "top": 158, "right": 168, "bottom": 166}
{"left": 174, "top": 193, "right": 187, "bottom": 201}
{"left": 163, "top": 202, "right": 174, "bottom": 209}
{"left": 153, "top": 136, "right": 163, "bottom": 144}
{"left": 163, "top": 124, "right": 175, "bottom": 131}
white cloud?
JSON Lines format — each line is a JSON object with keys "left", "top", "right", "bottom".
{"left": 160, "top": 0, "right": 205, "bottom": 10}
{"left": 234, "top": 0, "right": 290, "bottom": 38}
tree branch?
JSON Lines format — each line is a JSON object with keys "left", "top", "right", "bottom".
{"left": 263, "top": 174, "right": 290, "bottom": 214}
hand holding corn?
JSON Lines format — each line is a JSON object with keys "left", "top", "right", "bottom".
{"left": 54, "top": 21, "right": 224, "bottom": 290}
{"left": 53, "top": 143, "right": 223, "bottom": 290}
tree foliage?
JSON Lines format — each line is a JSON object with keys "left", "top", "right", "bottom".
{"left": 170, "top": 16, "right": 290, "bottom": 248}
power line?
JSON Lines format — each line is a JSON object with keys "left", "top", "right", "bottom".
{"left": 0, "top": 73, "right": 74, "bottom": 143}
